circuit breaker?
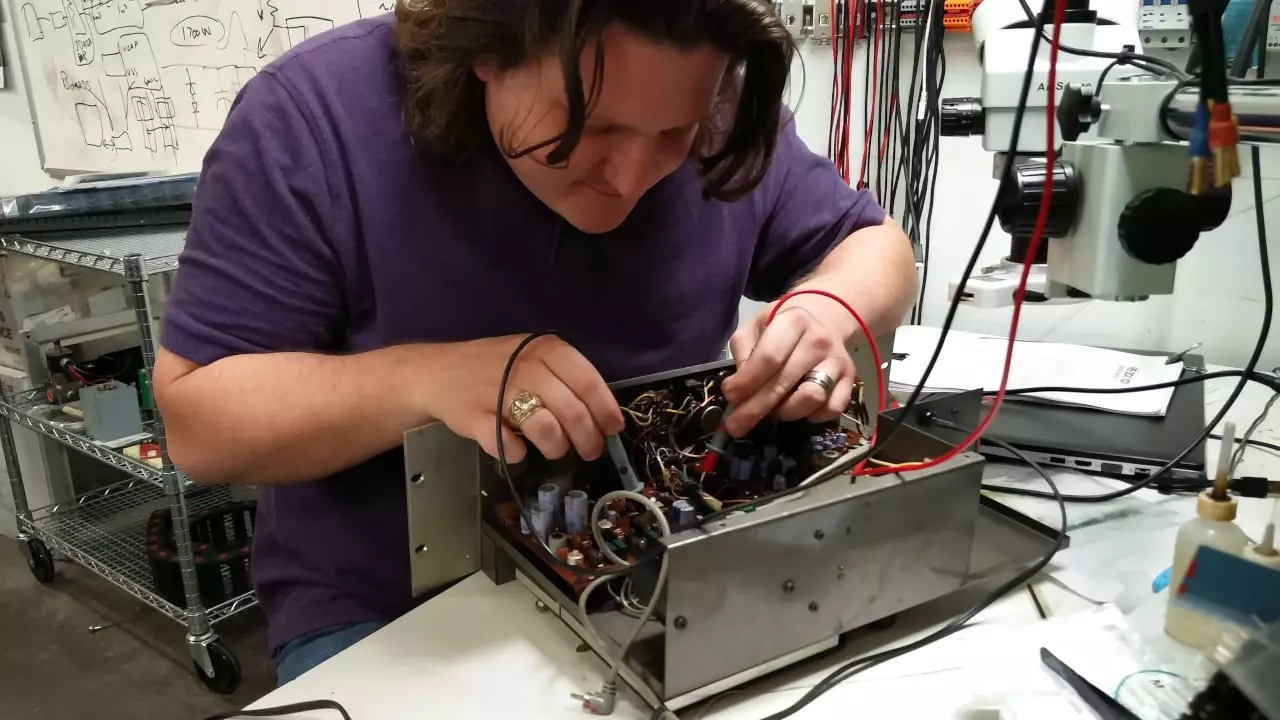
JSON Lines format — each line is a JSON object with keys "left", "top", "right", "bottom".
{"left": 780, "top": 0, "right": 807, "bottom": 40}
{"left": 1139, "top": 0, "right": 1192, "bottom": 50}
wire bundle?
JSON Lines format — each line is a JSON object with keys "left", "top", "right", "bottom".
{"left": 826, "top": 1, "right": 945, "bottom": 325}
{"left": 827, "top": 0, "right": 863, "bottom": 182}
{"left": 1188, "top": 0, "right": 1241, "bottom": 192}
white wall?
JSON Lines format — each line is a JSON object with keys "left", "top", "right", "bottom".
{"left": 768, "top": 37, "right": 1280, "bottom": 372}
{"left": 1, "top": 4, "right": 55, "bottom": 196}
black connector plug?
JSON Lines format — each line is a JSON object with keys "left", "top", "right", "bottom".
{"left": 1231, "top": 476, "right": 1278, "bottom": 498}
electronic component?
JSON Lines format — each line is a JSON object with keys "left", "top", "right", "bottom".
{"left": 44, "top": 373, "right": 82, "bottom": 405}
{"left": 565, "top": 490, "right": 589, "bottom": 534}
{"left": 407, "top": 369, "right": 1068, "bottom": 713}
{"left": 1139, "top": 0, "right": 1192, "bottom": 50}
{"left": 79, "top": 381, "right": 144, "bottom": 443}
{"left": 530, "top": 502, "right": 555, "bottom": 543}
{"left": 537, "top": 483, "right": 564, "bottom": 527}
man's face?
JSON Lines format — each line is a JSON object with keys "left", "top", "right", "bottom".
{"left": 478, "top": 26, "right": 730, "bottom": 234}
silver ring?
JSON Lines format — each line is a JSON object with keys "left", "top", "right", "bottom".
{"left": 801, "top": 369, "right": 837, "bottom": 397}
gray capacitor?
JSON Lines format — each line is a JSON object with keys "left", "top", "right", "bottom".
{"left": 730, "top": 458, "right": 750, "bottom": 481}
{"left": 773, "top": 475, "right": 787, "bottom": 492}
{"left": 520, "top": 509, "right": 531, "bottom": 535}
{"left": 565, "top": 490, "right": 589, "bottom": 535}
{"left": 605, "top": 509, "right": 620, "bottom": 524}
{"left": 548, "top": 532, "right": 568, "bottom": 553}
{"left": 531, "top": 502, "right": 555, "bottom": 542}
{"left": 763, "top": 445, "right": 779, "bottom": 462}
{"left": 672, "top": 499, "right": 696, "bottom": 530}
{"left": 537, "top": 483, "right": 563, "bottom": 529}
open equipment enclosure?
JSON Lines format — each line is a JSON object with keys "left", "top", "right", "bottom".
{"left": 404, "top": 361, "right": 1065, "bottom": 711}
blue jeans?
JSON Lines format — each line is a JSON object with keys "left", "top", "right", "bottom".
{"left": 275, "top": 621, "right": 386, "bottom": 686}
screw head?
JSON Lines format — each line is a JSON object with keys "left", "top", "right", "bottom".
{"left": 814, "top": 529, "right": 825, "bottom": 541}
{"left": 414, "top": 544, "right": 427, "bottom": 554}
{"left": 783, "top": 580, "right": 795, "bottom": 593}
{"left": 410, "top": 473, "right": 424, "bottom": 484}
{"left": 837, "top": 573, "right": 845, "bottom": 580}
{"left": 809, "top": 602, "right": 820, "bottom": 612}
{"left": 674, "top": 616, "right": 688, "bottom": 630}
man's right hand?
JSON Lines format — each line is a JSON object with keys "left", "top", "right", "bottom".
{"left": 419, "top": 335, "right": 625, "bottom": 464}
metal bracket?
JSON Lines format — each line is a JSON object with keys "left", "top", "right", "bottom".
{"left": 187, "top": 632, "right": 217, "bottom": 675}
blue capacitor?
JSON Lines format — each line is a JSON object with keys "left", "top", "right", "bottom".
{"left": 672, "top": 499, "right": 696, "bottom": 531}
{"left": 731, "top": 457, "right": 750, "bottom": 481}
{"left": 743, "top": 456, "right": 756, "bottom": 479}
{"left": 809, "top": 435, "right": 827, "bottom": 454}
{"left": 564, "top": 490, "right": 589, "bottom": 535}
{"left": 530, "top": 502, "right": 555, "bottom": 542}
{"left": 832, "top": 433, "right": 848, "bottom": 447}
{"left": 537, "top": 483, "right": 563, "bottom": 529}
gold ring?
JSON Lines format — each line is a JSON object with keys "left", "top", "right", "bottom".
{"left": 508, "top": 391, "right": 546, "bottom": 427}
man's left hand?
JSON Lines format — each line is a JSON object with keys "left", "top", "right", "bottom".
{"left": 720, "top": 301, "right": 856, "bottom": 437}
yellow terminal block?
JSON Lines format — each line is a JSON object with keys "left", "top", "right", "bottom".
{"left": 1212, "top": 146, "right": 1240, "bottom": 188}
{"left": 1188, "top": 156, "right": 1209, "bottom": 196}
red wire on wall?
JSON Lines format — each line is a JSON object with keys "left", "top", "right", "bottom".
{"left": 780, "top": 0, "right": 1067, "bottom": 478}
{"left": 857, "top": 0, "right": 1067, "bottom": 477}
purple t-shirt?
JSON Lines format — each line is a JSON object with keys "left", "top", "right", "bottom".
{"left": 162, "top": 15, "right": 885, "bottom": 655}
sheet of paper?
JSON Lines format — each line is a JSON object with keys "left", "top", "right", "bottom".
{"left": 890, "top": 325, "right": 1184, "bottom": 416}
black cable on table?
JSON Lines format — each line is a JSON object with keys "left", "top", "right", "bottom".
{"left": 201, "top": 701, "right": 352, "bottom": 720}
{"left": 757, "top": 424, "right": 1067, "bottom": 720}
{"left": 988, "top": 369, "right": 1280, "bottom": 397}
{"left": 1212, "top": 433, "right": 1280, "bottom": 456}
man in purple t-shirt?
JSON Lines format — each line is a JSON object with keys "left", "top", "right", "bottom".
{"left": 155, "top": 1, "right": 916, "bottom": 684}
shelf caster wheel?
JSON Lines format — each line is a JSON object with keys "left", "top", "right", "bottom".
{"left": 194, "top": 641, "right": 242, "bottom": 695}
{"left": 26, "top": 539, "right": 54, "bottom": 584}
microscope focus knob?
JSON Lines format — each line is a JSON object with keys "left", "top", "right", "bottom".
{"left": 996, "top": 161, "right": 1080, "bottom": 239}
{"left": 1117, "top": 188, "right": 1201, "bottom": 265}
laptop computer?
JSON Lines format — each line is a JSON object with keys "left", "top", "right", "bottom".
{"left": 978, "top": 352, "right": 1208, "bottom": 480}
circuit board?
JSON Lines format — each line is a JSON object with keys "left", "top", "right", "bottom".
{"left": 490, "top": 362, "right": 872, "bottom": 597}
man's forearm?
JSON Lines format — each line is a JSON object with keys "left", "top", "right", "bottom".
{"left": 785, "top": 220, "right": 917, "bottom": 339}
{"left": 156, "top": 346, "right": 436, "bottom": 485}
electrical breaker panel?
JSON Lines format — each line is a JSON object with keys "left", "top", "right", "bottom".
{"left": 1268, "top": 0, "right": 1280, "bottom": 52}
{"left": 1139, "top": 0, "right": 1192, "bottom": 50}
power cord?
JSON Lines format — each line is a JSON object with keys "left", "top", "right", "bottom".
{"left": 201, "top": 701, "right": 352, "bottom": 720}
{"left": 992, "top": 369, "right": 1280, "bottom": 397}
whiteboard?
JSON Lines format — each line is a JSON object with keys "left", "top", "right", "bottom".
{"left": 8, "top": 0, "right": 392, "bottom": 174}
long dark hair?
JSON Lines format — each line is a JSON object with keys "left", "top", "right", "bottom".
{"left": 393, "top": 0, "right": 795, "bottom": 201}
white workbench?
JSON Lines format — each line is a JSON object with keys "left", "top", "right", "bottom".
{"left": 247, "top": 369, "right": 1280, "bottom": 720}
